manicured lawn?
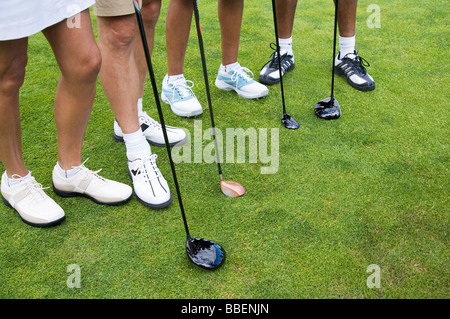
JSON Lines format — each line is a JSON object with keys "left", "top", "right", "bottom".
{"left": 0, "top": 0, "right": 448, "bottom": 299}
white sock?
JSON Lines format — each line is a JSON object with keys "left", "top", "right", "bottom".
{"left": 123, "top": 129, "right": 151, "bottom": 162}
{"left": 7, "top": 171, "right": 31, "bottom": 187}
{"left": 279, "top": 36, "right": 293, "bottom": 56}
{"left": 220, "top": 62, "right": 240, "bottom": 72}
{"left": 137, "top": 98, "right": 144, "bottom": 117}
{"left": 168, "top": 74, "right": 185, "bottom": 84}
{"left": 338, "top": 35, "right": 356, "bottom": 59}
{"left": 56, "top": 162, "right": 81, "bottom": 179}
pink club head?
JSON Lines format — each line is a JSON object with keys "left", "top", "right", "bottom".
{"left": 220, "top": 180, "right": 246, "bottom": 198}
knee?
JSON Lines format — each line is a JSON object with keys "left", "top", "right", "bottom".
{"left": 100, "top": 16, "right": 137, "bottom": 51}
{"left": 0, "top": 53, "right": 27, "bottom": 95}
{"left": 80, "top": 47, "right": 102, "bottom": 82}
{"left": 141, "top": 0, "right": 161, "bottom": 28}
{"left": 61, "top": 45, "right": 102, "bottom": 83}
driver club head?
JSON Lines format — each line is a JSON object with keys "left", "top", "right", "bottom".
{"left": 186, "top": 237, "right": 225, "bottom": 270}
{"left": 281, "top": 112, "right": 300, "bottom": 129}
{"left": 314, "top": 96, "right": 341, "bottom": 120}
{"left": 220, "top": 180, "right": 246, "bottom": 198}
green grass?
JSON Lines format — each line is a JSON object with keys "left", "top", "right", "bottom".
{"left": 0, "top": 0, "right": 448, "bottom": 299}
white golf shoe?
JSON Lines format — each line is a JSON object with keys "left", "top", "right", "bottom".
{"left": 215, "top": 63, "right": 269, "bottom": 99}
{"left": 52, "top": 161, "right": 132, "bottom": 205}
{"left": 114, "top": 111, "right": 187, "bottom": 147}
{"left": 161, "top": 74, "right": 203, "bottom": 117}
{"left": 1, "top": 171, "right": 65, "bottom": 227}
{"left": 128, "top": 154, "right": 172, "bottom": 209}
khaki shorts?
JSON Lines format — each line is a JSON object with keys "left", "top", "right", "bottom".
{"left": 93, "top": 0, "right": 142, "bottom": 17}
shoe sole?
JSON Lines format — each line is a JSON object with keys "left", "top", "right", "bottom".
{"left": 2, "top": 195, "right": 65, "bottom": 227}
{"left": 334, "top": 67, "right": 375, "bottom": 92}
{"left": 160, "top": 94, "right": 203, "bottom": 118}
{"left": 52, "top": 183, "right": 132, "bottom": 206}
{"left": 127, "top": 171, "right": 173, "bottom": 209}
{"left": 258, "top": 64, "right": 295, "bottom": 85}
{"left": 113, "top": 133, "right": 187, "bottom": 148}
{"left": 215, "top": 79, "right": 269, "bottom": 99}
{"left": 134, "top": 191, "right": 173, "bottom": 210}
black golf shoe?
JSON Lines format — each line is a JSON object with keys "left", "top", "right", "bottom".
{"left": 334, "top": 50, "right": 375, "bottom": 91}
{"left": 259, "top": 43, "right": 295, "bottom": 85}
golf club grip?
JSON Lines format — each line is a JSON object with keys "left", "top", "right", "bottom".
{"left": 192, "top": 0, "right": 223, "bottom": 178}
{"left": 133, "top": 0, "right": 190, "bottom": 236}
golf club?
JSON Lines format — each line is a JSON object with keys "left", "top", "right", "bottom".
{"left": 314, "top": 0, "right": 341, "bottom": 120}
{"left": 192, "top": 0, "right": 246, "bottom": 198}
{"left": 271, "top": 0, "right": 299, "bottom": 129}
{"left": 133, "top": 0, "right": 225, "bottom": 270}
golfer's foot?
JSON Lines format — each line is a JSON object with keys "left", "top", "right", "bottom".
{"left": 128, "top": 155, "right": 172, "bottom": 209}
{"left": 334, "top": 50, "right": 375, "bottom": 91}
{"left": 215, "top": 63, "right": 269, "bottom": 99}
{"left": 52, "top": 161, "right": 132, "bottom": 205}
{"left": 161, "top": 74, "right": 203, "bottom": 117}
{"left": 259, "top": 43, "right": 295, "bottom": 85}
{"left": 1, "top": 171, "right": 65, "bottom": 227}
{"left": 113, "top": 111, "right": 187, "bottom": 147}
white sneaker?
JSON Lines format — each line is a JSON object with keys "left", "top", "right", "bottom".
{"left": 113, "top": 111, "right": 187, "bottom": 147}
{"left": 161, "top": 74, "right": 203, "bottom": 117}
{"left": 128, "top": 154, "right": 172, "bottom": 209}
{"left": 1, "top": 172, "right": 65, "bottom": 227}
{"left": 215, "top": 63, "right": 269, "bottom": 99}
{"left": 52, "top": 161, "right": 132, "bottom": 205}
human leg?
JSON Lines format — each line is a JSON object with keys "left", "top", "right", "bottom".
{"left": 0, "top": 39, "right": 28, "bottom": 178}
{"left": 215, "top": 0, "right": 269, "bottom": 98}
{"left": 45, "top": 10, "right": 132, "bottom": 205}
{"left": 0, "top": 38, "right": 65, "bottom": 226}
{"left": 161, "top": 0, "right": 202, "bottom": 117}
{"left": 95, "top": 5, "right": 171, "bottom": 208}
{"left": 97, "top": 13, "right": 141, "bottom": 135}
{"left": 259, "top": 0, "right": 297, "bottom": 85}
{"left": 334, "top": 0, "right": 375, "bottom": 91}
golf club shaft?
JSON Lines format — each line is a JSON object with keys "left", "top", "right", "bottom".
{"left": 271, "top": 0, "right": 287, "bottom": 114}
{"left": 192, "top": 0, "right": 223, "bottom": 180}
{"left": 331, "top": 0, "right": 339, "bottom": 98}
{"left": 133, "top": 0, "right": 191, "bottom": 237}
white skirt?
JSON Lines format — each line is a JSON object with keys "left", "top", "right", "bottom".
{"left": 0, "top": 0, "right": 95, "bottom": 41}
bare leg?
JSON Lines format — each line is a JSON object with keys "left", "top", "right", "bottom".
{"left": 161, "top": 0, "right": 203, "bottom": 118}
{"left": 0, "top": 39, "right": 29, "bottom": 178}
{"left": 276, "top": 0, "right": 298, "bottom": 39}
{"left": 97, "top": 14, "right": 140, "bottom": 135}
{"left": 218, "top": 0, "right": 243, "bottom": 65}
{"left": 134, "top": 0, "right": 162, "bottom": 97}
{"left": 337, "top": 0, "right": 357, "bottom": 37}
{"left": 43, "top": 10, "right": 102, "bottom": 170}
{"left": 165, "top": 0, "right": 193, "bottom": 76}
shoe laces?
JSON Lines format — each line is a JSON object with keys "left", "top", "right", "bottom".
{"left": 139, "top": 111, "right": 161, "bottom": 130}
{"left": 169, "top": 79, "right": 196, "bottom": 100}
{"left": 74, "top": 158, "right": 106, "bottom": 183}
{"left": 132, "top": 154, "right": 162, "bottom": 182}
{"left": 12, "top": 174, "right": 48, "bottom": 201}
{"left": 230, "top": 66, "right": 254, "bottom": 88}
{"left": 265, "top": 43, "right": 291, "bottom": 70}
{"left": 342, "top": 51, "right": 371, "bottom": 75}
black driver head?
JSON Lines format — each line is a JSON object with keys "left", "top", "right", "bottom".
{"left": 314, "top": 96, "right": 341, "bottom": 120}
{"left": 186, "top": 237, "right": 225, "bottom": 270}
{"left": 281, "top": 112, "right": 300, "bottom": 129}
